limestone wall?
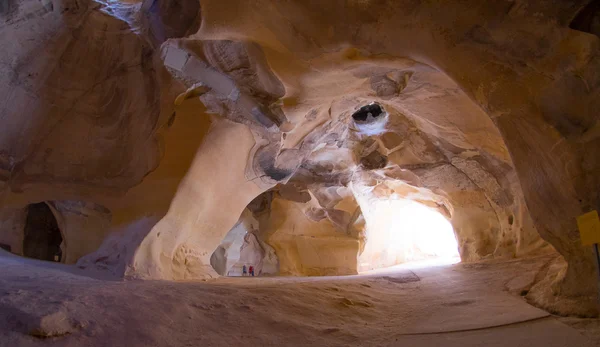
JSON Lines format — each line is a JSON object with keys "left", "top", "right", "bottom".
{"left": 1, "top": 0, "right": 598, "bottom": 317}
{"left": 0, "top": 208, "right": 27, "bottom": 255}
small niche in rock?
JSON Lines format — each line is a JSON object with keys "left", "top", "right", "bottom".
{"left": 360, "top": 151, "right": 388, "bottom": 170}
{"left": 352, "top": 103, "right": 388, "bottom": 135}
{"left": 570, "top": 0, "right": 600, "bottom": 37}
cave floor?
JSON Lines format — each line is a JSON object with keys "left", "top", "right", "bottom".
{"left": 0, "top": 252, "right": 598, "bottom": 347}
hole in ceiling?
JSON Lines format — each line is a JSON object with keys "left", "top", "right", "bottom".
{"left": 352, "top": 102, "right": 388, "bottom": 135}
{"left": 352, "top": 103, "right": 385, "bottom": 123}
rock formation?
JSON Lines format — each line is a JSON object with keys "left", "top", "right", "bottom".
{"left": 0, "top": 0, "right": 598, "bottom": 316}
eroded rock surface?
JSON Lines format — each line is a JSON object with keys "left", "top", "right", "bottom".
{"left": 0, "top": 0, "right": 598, "bottom": 317}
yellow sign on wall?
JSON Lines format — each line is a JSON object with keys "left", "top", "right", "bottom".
{"left": 577, "top": 210, "right": 600, "bottom": 246}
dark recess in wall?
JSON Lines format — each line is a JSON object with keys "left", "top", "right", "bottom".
{"left": 570, "top": 1, "right": 600, "bottom": 37}
{"left": 23, "top": 203, "right": 63, "bottom": 262}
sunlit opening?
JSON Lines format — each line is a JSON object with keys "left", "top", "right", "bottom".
{"left": 358, "top": 198, "right": 460, "bottom": 271}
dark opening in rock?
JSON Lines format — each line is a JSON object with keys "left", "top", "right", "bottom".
{"left": 570, "top": 0, "right": 600, "bottom": 37}
{"left": 23, "top": 203, "right": 62, "bottom": 262}
{"left": 352, "top": 103, "right": 384, "bottom": 123}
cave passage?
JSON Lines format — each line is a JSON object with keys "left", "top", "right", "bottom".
{"left": 22, "top": 203, "right": 63, "bottom": 262}
{"left": 359, "top": 199, "right": 460, "bottom": 271}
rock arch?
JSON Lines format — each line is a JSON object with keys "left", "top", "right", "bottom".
{"left": 187, "top": 0, "right": 599, "bottom": 316}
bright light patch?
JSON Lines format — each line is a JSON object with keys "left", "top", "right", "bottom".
{"left": 385, "top": 200, "right": 459, "bottom": 260}
{"left": 358, "top": 197, "right": 460, "bottom": 270}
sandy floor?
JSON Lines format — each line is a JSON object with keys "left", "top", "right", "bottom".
{"left": 0, "top": 252, "right": 597, "bottom": 347}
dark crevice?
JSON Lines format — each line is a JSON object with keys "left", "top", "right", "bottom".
{"left": 570, "top": 1, "right": 600, "bottom": 37}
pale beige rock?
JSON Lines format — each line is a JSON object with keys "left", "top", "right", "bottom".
{"left": 210, "top": 209, "right": 258, "bottom": 276}
{"left": 128, "top": 119, "right": 271, "bottom": 280}
{"left": 0, "top": 0, "right": 598, "bottom": 318}
{"left": 256, "top": 196, "right": 359, "bottom": 276}
{"left": 232, "top": 232, "right": 277, "bottom": 276}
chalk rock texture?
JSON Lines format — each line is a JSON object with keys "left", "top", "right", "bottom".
{"left": 0, "top": 0, "right": 599, "bottom": 317}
